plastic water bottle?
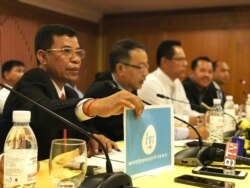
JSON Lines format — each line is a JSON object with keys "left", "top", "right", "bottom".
{"left": 223, "top": 95, "right": 236, "bottom": 132}
{"left": 208, "top": 99, "right": 224, "bottom": 143}
{"left": 246, "top": 94, "right": 250, "bottom": 120}
{"left": 4, "top": 111, "right": 38, "bottom": 188}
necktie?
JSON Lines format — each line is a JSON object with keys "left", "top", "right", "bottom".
{"left": 60, "top": 93, "right": 67, "bottom": 138}
{"left": 60, "top": 93, "right": 66, "bottom": 100}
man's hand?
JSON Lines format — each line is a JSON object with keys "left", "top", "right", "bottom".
{"left": 188, "top": 126, "right": 208, "bottom": 139}
{"left": 87, "top": 134, "right": 118, "bottom": 157}
{"left": 85, "top": 90, "right": 144, "bottom": 118}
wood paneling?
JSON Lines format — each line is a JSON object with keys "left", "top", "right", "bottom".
{"left": 0, "top": 1, "right": 99, "bottom": 93}
{"left": 101, "top": 6, "right": 250, "bottom": 104}
{"left": 1, "top": 2, "right": 250, "bottom": 104}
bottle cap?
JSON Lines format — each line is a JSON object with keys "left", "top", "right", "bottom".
{"left": 213, "top": 98, "right": 221, "bottom": 104}
{"left": 226, "top": 95, "right": 233, "bottom": 100}
{"left": 13, "top": 110, "right": 31, "bottom": 122}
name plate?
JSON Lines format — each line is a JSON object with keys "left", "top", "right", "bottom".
{"left": 124, "top": 105, "right": 174, "bottom": 177}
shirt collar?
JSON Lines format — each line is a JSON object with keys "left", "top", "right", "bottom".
{"left": 111, "top": 73, "right": 126, "bottom": 90}
{"left": 156, "top": 67, "right": 175, "bottom": 87}
{"left": 51, "top": 79, "right": 65, "bottom": 98}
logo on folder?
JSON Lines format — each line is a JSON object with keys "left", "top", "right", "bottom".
{"left": 124, "top": 105, "right": 174, "bottom": 177}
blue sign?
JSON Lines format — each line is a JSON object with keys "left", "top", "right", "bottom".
{"left": 124, "top": 105, "right": 174, "bottom": 177}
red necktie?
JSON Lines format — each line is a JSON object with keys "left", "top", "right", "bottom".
{"left": 60, "top": 93, "right": 67, "bottom": 139}
{"left": 60, "top": 93, "right": 66, "bottom": 100}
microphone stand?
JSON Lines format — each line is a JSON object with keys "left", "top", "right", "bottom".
{"left": 0, "top": 83, "right": 133, "bottom": 188}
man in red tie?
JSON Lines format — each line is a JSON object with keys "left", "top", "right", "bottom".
{"left": 0, "top": 24, "right": 144, "bottom": 161}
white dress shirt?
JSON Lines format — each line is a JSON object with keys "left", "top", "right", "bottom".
{"left": 138, "top": 68, "right": 200, "bottom": 140}
{"left": 51, "top": 80, "right": 93, "bottom": 121}
{"left": 0, "top": 84, "right": 11, "bottom": 114}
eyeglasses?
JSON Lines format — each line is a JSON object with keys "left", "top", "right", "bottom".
{"left": 45, "top": 48, "right": 86, "bottom": 60}
{"left": 121, "top": 63, "right": 149, "bottom": 72}
{"left": 171, "top": 57, "right": 187, "bottom": 62}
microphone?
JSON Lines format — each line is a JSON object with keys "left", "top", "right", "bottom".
{"left": 104, "top": 81, "right": 208, "bottom": 166}
{"left": 104, "top": 81, "right": 151, "bottom": 105}
{"left": 202, "top": 147, "right": 250, "bottom": 166}
{"left": 0, "top": 83, "right": 133, "bottom": 188}
{"left": 155, "top": 93, "right": 215, "bottom": 166}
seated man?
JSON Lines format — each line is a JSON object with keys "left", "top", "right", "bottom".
{"left": 84, "top": 39, "right": 149, "bottom": 141}
{"left": 0, "top": 60, "right": 25, "bottom": 114}
{"left": 0, "top": 24, "right": 144, "bottom": 161}
{"left": 138, "top": 40, "right": 208, "bottom": 140}
{"left": 182, "top": 56, "right": 217, "bottom": 113}
{"left": 210, "top": 60, "right": 230, "bottom": 106}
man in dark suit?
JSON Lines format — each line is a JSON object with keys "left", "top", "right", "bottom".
{"left": 210, "top": 60, "right": 230, "bottom": 106}
{"left": 182, "top": 56, "right": 217, "bottom": 113}
{"left": 0, "top": 24, "right": 144, "bottom": 160}
{"left": 84, "top": 39, "right": 149, "bottom": 141}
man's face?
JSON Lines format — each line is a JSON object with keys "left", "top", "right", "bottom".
{"left": 213, "top": 61, "right": 230, "bottom": 85}
{"left": 41, "top": 35, "right": 83, "bottom": 88}
{"left": 118, "top": 48, "right": 149, "bottom": 91}
{"left": 4, "top": 66, "right": 25, "bottom": 86}
{"left": 163, "top": 46, "right": 188, "bottom": 80}
{"left": 190, "top": 60, "right": 213, "bottom": 89}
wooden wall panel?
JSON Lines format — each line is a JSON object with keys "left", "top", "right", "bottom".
{"left": 0, "top": 2, "right": 99, "bottom": 93}
{"left": 102, "top": 6, "right": 250, "bottom": 105}
{"left": 233, "top": 29, "right": 250, "bottom": 103}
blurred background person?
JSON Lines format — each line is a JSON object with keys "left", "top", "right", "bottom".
{"left": 66, "top": 81, "right": 84, "bottom": 98}
{"left": 210, "top": 60, "right": 230, "bottom": 106}
{"left": 84, "top": 39, "right": 149, "bottom": 141}
{"left": 182, "top": 56, "right": 216, "bottom": 113}
{"left": 0, "top": 60, "right": 25, "bottom": 114}
{"left": 138, "top": 40, "right": 208, "bottom": 140}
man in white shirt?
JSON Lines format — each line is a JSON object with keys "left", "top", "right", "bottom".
{"left": 0, "top": 60, "right": 25, "bottom": 113}
{"left": 138, "top": 40, "right": 208, "bottom": 140}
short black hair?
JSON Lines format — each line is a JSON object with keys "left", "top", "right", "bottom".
{"left": 34, "top": 24, "right": 77, "bottom": 65}
{"left": 156, "top": 40, "right": 181, "bottom": 66}
{"left": 1, "top": 60, "right": 25, "bottom": 78}
{"left": 109, "top": 39, "right": 146, "bottom": 72}
{"left": 190, "top": 56, "right": 212, "bottom": 70}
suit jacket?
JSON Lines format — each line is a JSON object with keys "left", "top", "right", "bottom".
{"left": 0, "top": 68, "right": 93, "bottom": 160}
{"left": 182, "top": 77, "right": 217, "bottom": 113}
{"left": 84, "top": 71, "right": 133, "bottom": 141}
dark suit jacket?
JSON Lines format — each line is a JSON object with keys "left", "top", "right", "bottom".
{"left": 182, "top": 77, "right": 217, "bottom": 113}
{"left": 209, "top": 82, "right": 226, "bottom": 106}
{"left": 84, "top": 71, "right": 134, "bottom": 141}
{"left": 0, "top": 68, "right": 93, "bottom": 160}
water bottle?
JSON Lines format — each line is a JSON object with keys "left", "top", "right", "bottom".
{"left": 4, "top": 111, "right": 38, "bottom": 188}
{"left": 223, "top": 95, "right": 236, "bottom": 132}
{"left": 208, "top": 99, "right": 224, "bottom": 143}
{"left": 246, "top": 94, "right": 250, "bottom": 120}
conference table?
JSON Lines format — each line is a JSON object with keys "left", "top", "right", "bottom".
{"left": 37, "top": 143, "right": 250, "bottom": 188}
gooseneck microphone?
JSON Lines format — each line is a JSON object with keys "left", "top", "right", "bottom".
{"left": 202, "top": 146, "right": 250, "bottom": 166}
{"left": 158, "top": 93, "right": 238, "bottom": 136}
{"left": 104, "top": 81, "right": 209, "bottom": 166}
{"left": 156, "top": 93, "right": 191, "bottom": 105}
{"left": 0, "top": 83, "right": 133, "bottom": 188}
{"left": 156, "top": 93, "right": 212, "bottom": 166}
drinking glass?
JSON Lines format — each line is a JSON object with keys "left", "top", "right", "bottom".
{"left": 49, "top": 139, "right": 87, "bottom": 188}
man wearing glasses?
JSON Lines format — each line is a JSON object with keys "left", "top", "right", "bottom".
{"left": 84, "top": 39, "right": 149, "bottom": 141}
{"left": 138, "top": 40, "right": 208, "bottom": 140}
{"left": 0, "top": 24, "right": 144, "bottom": 161}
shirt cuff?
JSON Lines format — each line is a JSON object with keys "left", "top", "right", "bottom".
{"left": 174, "top": 127, "right": 189, "bottom": 140}
{"left": 75, "top": 98, "right": 94, "bottom": 121}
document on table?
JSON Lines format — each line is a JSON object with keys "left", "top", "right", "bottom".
{"left": 87, "top": 148, "right": 125, "bottom": 173}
